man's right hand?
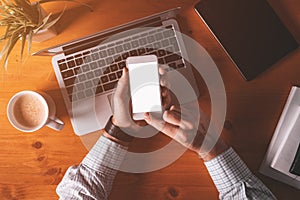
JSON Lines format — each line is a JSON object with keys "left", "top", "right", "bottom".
{"left": 144, "top": 101, "right": 229, "bottom": 161}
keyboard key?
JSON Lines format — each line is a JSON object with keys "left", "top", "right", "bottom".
{"left": 131, "top": 40, "right": 139, "bottom": 48}
{"left": 66, "top": 56, "right": 74, "bottom": 60}
{"left": 118, "top": 61, "right": 126, "bottom": 69}
{"left": 105, "top": 57, "right": 114, "bottom": 65}
{"left": 169, "top": 62, "right": 176, "bottom": 69}
{"left": 114, "top": 56, "right": 122, "bottom": 62}
{"left": 62, "top": 69, "right": 74, "bottom": 79}
{"left": 89, "top": 62, "right": 98, "bottom": 70}
{"left": 64, "top": 77, "right": 76, "bottom": 86}
{"left": 97, "top": 59, "right": 106, "bottom": 67}
{"left": 139, "top": 38, "right": 147, "bottom": 45}
{"left": 166, "top": 46, "right": 174, "bottom": 54}
{"left": 116, "top": 45, "right": 124, "bottom": 53}
{"left": 58, "top": 59, "right": 65, "bottom": 64}
{"left": 82, "top": 64, "right": 90, "bottom": 72}
{"left": 116, "top": 70, "right": 122, "bottom": 78}
{"left": 59, "top": 63, "right": 67, "bottom": 71}
{"left": 67, "top": 60, "right": 76, "bottom": 68}
{"left": 153, "top": 42, "right": 161, "bottom": 49}
{"left": 122, "top": 52, "right": 129, "bottom": 60}
{"left": 107, "top": 48, "right": 115, "bottom": 55}
{"left": 99, "top": 50, "right": 107, "bottom": 58}
{"left": 96, "top": 85, "right": 103, "bottom": 94}
{"left": 84, "top": 80, "right": 93, "bottom": 88}
{"left": 76, "top": 83, "right": 85, "bottom": 91}
{"left": 91, "top": 53, "right": 100, "bottom": 60}
{"left": 77, "top": 91, "right": 85, "bottom": 99}
{"left": 130, "top": 50, "right": 138, "bottom": 56}
{"left": 145, "top": 44, "right": 153, "bottom": 52}
{"left": 75, "top": 58, "right": 83, "bottom": 66}
{"left": 103, "top": 80, "right": 118, "bottom": 91}
{"left": 101, "top": 75, "right": 109, "bottom": 83}
{"left": 110, "top": 64, "right": 118, "bottom": 72}
{"left": 74, "top": 67, "right": 81, "bottom": 75}
{"left": 86, "top": 71, "right": 95, "bottom": 79}
{"left": 83, "top": 51, "right": 90, "bottom": 55}
{"left": 155, "top": 32, "right": 163, "bottom": 40}
{"left": 92, "top": 78, "right": 100, "bottom": 86}
{"left": 123, "top": 43, "right": 131, "bottom": 50}
{"left": 158, "top": 58, "right": 165, "bottom": 64}
{"left": 103, "top": 67, "right": 110, "bottom": 74}
{"left": 79, "top": 74, "right": 87, "bottom": 82}
{"left": 138, "top": 48, "right": 146, "bottom": 55}
{"left": 158, "top": 49, "right": 166, "bottom": 57}
{"left": 163, "top": 29, "right": 175, "bottom": 38}
{"left": 147, "top": 35, "right": 155, "bottom": 43}
{"left": 83, "top": 55, "right": 92, "bottom": 63}
{"left": 161, "top": 39, "right": 169, "bottom": 47}
{"left": 94, "top": 69, "right": 102, "bottom": 77}
{"left": 108, "top": 73, "right": 117, "bottom": 81}
{"left": 85, "top": 89, "right": 94, "bottom": 97}
{"left": 164, "top": 54, "right": 182, "bottom": 63}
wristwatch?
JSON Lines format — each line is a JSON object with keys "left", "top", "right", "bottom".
{"left": 104, "top": 116, "right": 134, "bottom": 142}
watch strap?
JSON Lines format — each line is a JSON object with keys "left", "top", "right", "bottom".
{"left": 104, "top": 116, "right": 134, "bottom": 142}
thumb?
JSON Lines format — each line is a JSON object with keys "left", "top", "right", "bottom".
{"left": 115, "top": 68, "right": 129, "bottom": 98}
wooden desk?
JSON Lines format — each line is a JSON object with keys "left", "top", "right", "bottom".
{"left": 0, "top": 0, "right": 300, "bottom": 199}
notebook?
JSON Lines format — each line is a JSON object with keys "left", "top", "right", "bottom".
{"left": 34, "top": 8, "right": 199, "bottom": 136}
{"left": 194, "top": 0, "right": 299, "bottom": 80}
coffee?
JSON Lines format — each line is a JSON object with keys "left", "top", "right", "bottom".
{"left": 13, "top": 94, "right": 45, "bottom": 128}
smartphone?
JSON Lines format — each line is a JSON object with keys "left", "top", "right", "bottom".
{"left": 126, "top": 55, "right": 162, "bottom": 120}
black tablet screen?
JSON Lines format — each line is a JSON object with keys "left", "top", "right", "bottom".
{"left": 195, "top": 0, "right": 298, "bottom": 80}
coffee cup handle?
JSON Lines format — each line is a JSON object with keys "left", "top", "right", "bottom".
{"left": 46, "top": 117, "right": 64, "bottom": 131}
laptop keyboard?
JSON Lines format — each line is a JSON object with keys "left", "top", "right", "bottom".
{"left": 56, "top": 25, "right": 186, "bottom": 102}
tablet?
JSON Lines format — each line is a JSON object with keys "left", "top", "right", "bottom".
{"left": 195, "top": 0, "right": 298, "bottom": 80}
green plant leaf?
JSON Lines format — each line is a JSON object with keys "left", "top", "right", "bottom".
{"left": 38, "top": 0, "right": 93, "bottom": 11}
{"left": 27, "top": 29, "right": 33, "bottom": 54}
{"left": 2, "top": 29, "right": 22, "bottom": 70}
{"left": 20, "top": 31, "right": 26, "bottom": 62}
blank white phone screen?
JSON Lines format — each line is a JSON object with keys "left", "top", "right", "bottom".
{"left": 128, "top": 61, "right": 162, "bottom": 114}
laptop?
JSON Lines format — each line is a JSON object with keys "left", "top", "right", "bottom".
{"left": 34, "top": 8, "right": 199, "bottom": 136}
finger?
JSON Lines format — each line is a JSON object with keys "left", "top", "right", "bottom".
{"left": 144, "top": 112, "right": 179, "bottom": 139}
{"left": 158, "top": 65, "right": 168, "bottom": 75}
{"left": 170, "top": 105, "right": 181, "bottom": 114}
{"left": 169, "top": 105, "right": 195, "bottom": 130}
{"left": 163, "top": 110, "right": 181, "bottom": 126}
{"left": 115, "top": 68, "right": 129, "bottom": 98}
{"left": 161, "top": 87, "right": 171, "bottom": 109}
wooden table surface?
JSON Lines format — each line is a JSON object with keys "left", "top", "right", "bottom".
{"left": 1, "top": 0, "right": 300, "bottom": 199}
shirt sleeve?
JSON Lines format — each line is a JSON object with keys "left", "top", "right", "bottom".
{"left": 204, "top": 147, "right": 277, "bottom": 200}
{"left": 56, "top": 136, "right": 128, "bottom": 200}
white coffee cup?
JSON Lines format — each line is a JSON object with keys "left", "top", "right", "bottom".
{"left": 7, "top": 90, "right": 64, "bottom": 132}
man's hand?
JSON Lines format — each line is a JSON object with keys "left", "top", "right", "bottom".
{"left": 144, "top": 101, "right": 229, "bottom": 161}
{"left": 111, "top": 68, "right": 138, "bottom": 130}
{"left": 112, "top": 66, "right": 171, "bottom": 130}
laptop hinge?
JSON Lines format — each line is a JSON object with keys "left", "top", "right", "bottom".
{"left": 33, "top": 7, "right": 181, "bottom": 56}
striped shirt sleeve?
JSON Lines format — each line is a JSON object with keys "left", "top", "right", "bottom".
{"left": 204, "top": 147, "right": 277, "bottom": 200}
{"left": 56, "top": 136, "right": 128, "bottom": 200}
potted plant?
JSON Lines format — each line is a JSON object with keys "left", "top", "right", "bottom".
{"left": 0, "top": 0, "right": 91, "bottom": 69}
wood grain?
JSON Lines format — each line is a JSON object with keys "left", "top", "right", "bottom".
{"left": 1, "top": 0, "right": 300, "bottom": 199}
